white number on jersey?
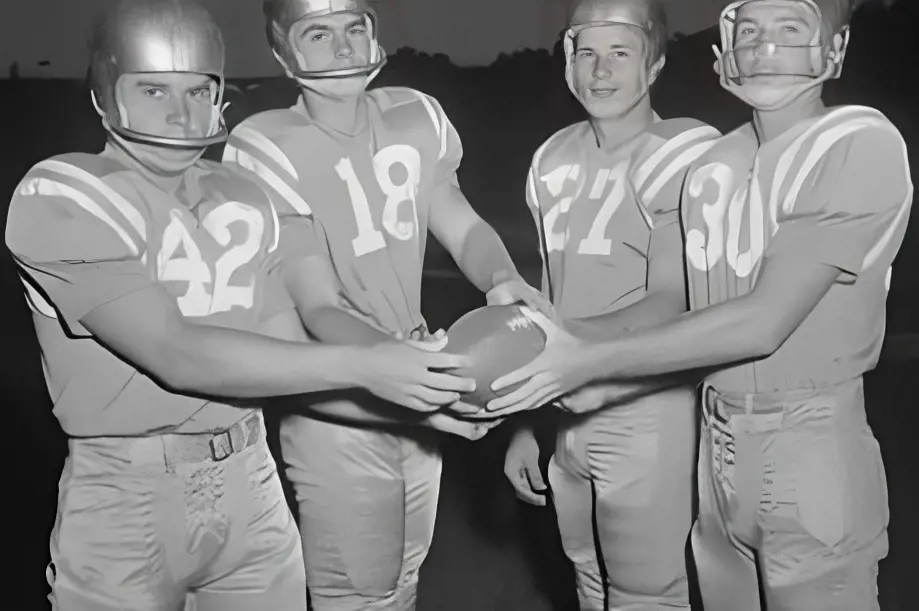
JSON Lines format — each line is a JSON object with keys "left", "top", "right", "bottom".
{"left": 337, "top": 144, "right": 423, "bottom": 258}
{"left": 540, "top": 164, "right": 581, "bottom": 253}
{"left": 157, "top": 202, "right": 265, "bottom": 317}
{"left": 685, "top": 162, "right": 766, "bottom": 277}
{"left": 204, "top": 201, "right": 265, "bottom": 313}
{"left": 539, "top": 162, "right": 631, "bottom": 257}
{"left": 577, "top": 161, "right": 630, "bottom": 256}
{"left": 158, "top": 211, "right": 213, "bottom": 317}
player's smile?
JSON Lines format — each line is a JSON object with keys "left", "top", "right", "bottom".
{"left": 589, "top": 86, "right": 618, "bottom": 98}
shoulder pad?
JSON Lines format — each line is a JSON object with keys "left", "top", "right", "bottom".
{"left": 780, "top": 106, "right": 901, "bottom": 177}
{"left": 799, "top": 106, "right": 902, "bottom": 153}
{"left": 631, "top": 120, "right": 721, "bottom": 205}
{"left": 232, "top": 108, "right": 312, "bottom": 141}
{"left": 20, "top": 153, "right": 147, "bottom": 253}
{"left": 773, "top": 106, "right": 906, "bottom": 217}
{"left": 224, "top": 110, "right": 314, "bottom": 217}
{"left": 10, "top": 153, "right": 148, "bottom": 262}
{"left": 369, "top": 86, "right": 429, "bottom": 111}
{"left": 38, "top": 151, "right": 127, "bottom": 179}
{"left": 646, "top": 117, "right": 720, "bottom": 141}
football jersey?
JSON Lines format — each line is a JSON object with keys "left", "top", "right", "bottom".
{"left": 682, "top": 106, "right": 913, "bottom": 393}
{"left": 6, "top": 144, "right": 292, "bottom": 436}
{"left": 527, "top": 117, "right": 720, "bottom": 319}
{"left": 223, "top": 86, "right": 463, "bottom": 336}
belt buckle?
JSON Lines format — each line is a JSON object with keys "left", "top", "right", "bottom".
{"left": 209, "top": 431, "right": 234, "bottom": 462}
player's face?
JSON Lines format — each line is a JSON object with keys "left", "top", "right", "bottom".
{"left": 290, "top": 11, "right": 372, "bottom": 97}
{"left": 732, "top": 0, "right": 823, "bottom": 84}
{"left": 572, "top": 24, "right": 649, "bottom": 120}
{"left": 116, "top": 72, "right": 217, "bottom": 141}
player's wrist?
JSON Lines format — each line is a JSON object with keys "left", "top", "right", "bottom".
{"left": 584, "top": 340, "right": 619, "bottom": 384}
{"left": 488, "top": 270, "right": 524, "bottom": 292}
{"left": 315, "top": 345, "right": 368, "bottom": 391}
{"left": 510, "top": 424, "right": 537, "bottom": 442}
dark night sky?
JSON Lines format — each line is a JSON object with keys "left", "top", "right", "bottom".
{"left": 0, "top": 0, "right": 726, "bottom": 77}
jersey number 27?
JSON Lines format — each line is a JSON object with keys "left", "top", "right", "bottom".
{"left": 541, "top": 161, "right": 630, "bottom": 257}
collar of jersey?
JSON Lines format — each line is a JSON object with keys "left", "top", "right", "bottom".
{"left": 291, "top": 94, "right": 373, "bottom": 140}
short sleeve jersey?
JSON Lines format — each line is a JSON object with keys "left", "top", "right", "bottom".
{"left": 223, "top": 86, "right": 463, "bottom": 336}
{"left": 5, "top": 145, "right": 291, "bottom": 436}
{"left": 527, "top": 117, "right": 720, "bottom": 319}
{"left": 682, "top": 106, "right": 913, "bottom": 392}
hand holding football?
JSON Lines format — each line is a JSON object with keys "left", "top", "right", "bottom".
{"left": 444, "top": 304, "right": 548, "bottom": 410}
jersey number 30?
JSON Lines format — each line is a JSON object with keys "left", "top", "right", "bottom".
{"left": 158, "top": 201, "right": 264, "bottom": 317}
{"left": 685, "top": 162, "right": 765, "bottom": 277}
{"left": 336, "top": 144, "right": 423, "bottom": 257}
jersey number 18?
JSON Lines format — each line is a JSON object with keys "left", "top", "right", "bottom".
{"left": 336, "top": 144, "right": 422, "bottom": 258}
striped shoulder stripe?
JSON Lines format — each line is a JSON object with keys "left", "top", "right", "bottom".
{"left": 224, "top": 124, "right": 312, "bottom": 216}
{"left": 632, "top": 125, "right": 720, "bottom": 194}
{"left": 780, "top": 107, "right": 897, "bottom": 215}
{"left": 24, "top": 160, "right": 146, "bottom": 256}
{"left": 771, "top": 107, "right": 888, "bottom": 224}
{"left": 267, "top": 199, "right": 281, "bottom": 254}
{"left": 414, "top": 91, "right": 450, "bottom": 161}
{"left": 777, "top": 106, "right": 912, "bottom": 271}
{"left": 229, "top": 124, "right": 300, "bottom": 181}
{"left": 638, "top": 137, "right": 718, "bottom": 205}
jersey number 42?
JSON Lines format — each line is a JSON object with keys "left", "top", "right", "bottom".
{"left": 157, "top": 201, "right": 265, "bottom": 317}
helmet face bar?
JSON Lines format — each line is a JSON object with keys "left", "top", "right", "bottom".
{"left": 714, "top": 0, "right": 852, "bottom": 109}
{"left": 720, "top": 0, "right": 840, "bottom": 80}
{"left": 264, "top": 0, "right": 387, "bottom": 81}
{"left": 89, "top": 0, "right": 228, "bottom": 148}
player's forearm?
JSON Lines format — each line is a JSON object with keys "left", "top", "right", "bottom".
{"left": 570, "top": 371, "right": 704, "bottom": 415}
{"left": 301, "top": 306, "right": 394, "bottom": 346}
{"left": 454, "top": 221, "right": 523, "bottom": 293}
{"left": 164, "top": 323, "right": 361, "bottom": 399}
{"left": 583, "top": 294, "right": 773, "bottom": 383}
{"left": 285, "top": 393, "right": 462, "bottom": 431}
{"left": 566, "top": 288, "right": 687, "bottom": 342}
{"left": 285, "top": 393, "right": 428, "bottom": 426}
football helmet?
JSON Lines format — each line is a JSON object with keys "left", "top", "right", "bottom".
{"left": 88, "top": 0, "right": 228, "bottom": 148}
{"left": 562, "top": 0, "right": 667, "bottom": 99}
{"left": 264, "top": 0, "right": 386, "bottom": 83}
{"left": 714, "top": 0, "right": 853, "bottom": 110}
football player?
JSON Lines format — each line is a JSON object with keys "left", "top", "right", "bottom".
{"left": 490, "top": 1, "right": 910, "bottom": 609}
{"left": 501, "top": 0, "right": 719, "bottom": 608}
{"left": 220, "top": 1, "right": 549, "bottom": 609}
{"left": 4, "top": 1, "right": 479, "bottom": 610}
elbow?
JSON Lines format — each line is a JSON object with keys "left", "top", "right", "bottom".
{"left": 748, "top": 330, "right": 780, "bottom": 361}
{"left": 140, "top": 330, "right": 202, "bottom": 394}
{"left": 152, "top": 356, "right": 197, "bottom": 396}
{"left": 746, "top": 316, "right": 789, "bottom": 361}
{"left": 298, "top": 305, "right": 338, "bottom": 342}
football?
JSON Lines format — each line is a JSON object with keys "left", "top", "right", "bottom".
{"left": 446, "top": 304, "right": 548, "bottom": 408}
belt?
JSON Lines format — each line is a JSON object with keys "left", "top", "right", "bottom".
{"left": 702, "top": 384, "right": 793, "bottom": 418}
{"left": 161, "top": 411, "right": 263, "bottom": 465}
